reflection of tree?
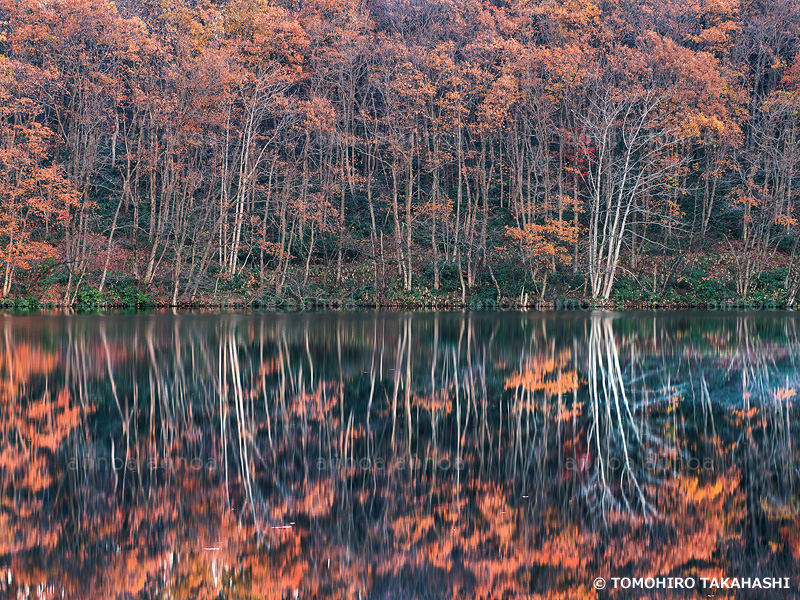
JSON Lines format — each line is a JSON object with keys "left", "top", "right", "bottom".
{"left": 0, "top": 312, "right": 798, "bottom": 598}
{"left": 0, "top": 336, "right": 79, "bottom": 550}
{"left": 587, "top": 314, "right": 651, "bottom": 519}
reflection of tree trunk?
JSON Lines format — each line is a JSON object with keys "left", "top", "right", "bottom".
{"left": 405, "top": 316, "right": 412, "bottom": 454}
{"left": 390, "top": 317, "right": 409, "bottom": 448}
{"left": 588, "top": 315, "right": 651, "bottom": 518}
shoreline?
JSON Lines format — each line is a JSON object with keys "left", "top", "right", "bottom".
{"left": 3, "top": 298, "right": 794, "bottom": 312}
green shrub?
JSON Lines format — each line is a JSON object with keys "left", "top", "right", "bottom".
{"left": 105, "top": 276, "right": 153, "bottom": 308}
{"left": 18, "top": 295, "right": 40, "bottom": 310}
{"left": 75, "top": 286, "right": 104, "bottom": 308}
{"left": 674, "top": 268, "right": 730, "bottom": 303}
{"left": 750, "top": 268, "right": 788, "bottom": 301}
{"left": 610, "top": 274, "right": 650, "bottom": 303}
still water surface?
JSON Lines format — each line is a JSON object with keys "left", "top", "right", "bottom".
{"left": 1, "top": 311, "right": 799, "bottom": 599}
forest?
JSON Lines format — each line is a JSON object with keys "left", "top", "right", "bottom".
{"left": 0, "top": 0, "right": 799, "bottom": 308}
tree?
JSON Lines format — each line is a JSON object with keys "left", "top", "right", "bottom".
{"left": 0, "top": 64, "right": 75, "bottom": 296}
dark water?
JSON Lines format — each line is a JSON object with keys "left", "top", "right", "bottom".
{"left": 1, "top": 311, "right": 799, "bottom": 599}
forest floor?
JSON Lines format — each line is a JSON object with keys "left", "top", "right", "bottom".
{"left": 6, "top": 243, "right": 795, "bottom": 311}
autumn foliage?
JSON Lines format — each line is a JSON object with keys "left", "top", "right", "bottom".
{"left": 0, "top": 0, "right": 796, "bottom": 304}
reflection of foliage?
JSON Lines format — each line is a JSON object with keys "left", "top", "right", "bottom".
{"left": 504, "top": 348, "right": 578, "bottom": 397}
{"left": 0, "top": 343, "right": 83, "bottom": 562}
{"left": 0, "top": 313, "right": 799, "bottom": 598}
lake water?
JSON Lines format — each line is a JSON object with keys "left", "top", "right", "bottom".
{"left": 1, "top": 311, "right": 798, "bottom": 599}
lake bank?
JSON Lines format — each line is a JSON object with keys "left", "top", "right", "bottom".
{"left": 13, "top": 251, "right": 795, "bottom": 311}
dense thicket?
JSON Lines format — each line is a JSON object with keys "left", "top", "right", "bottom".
{"left": 0, "top": 0, "right": 799, "bottom": 306}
